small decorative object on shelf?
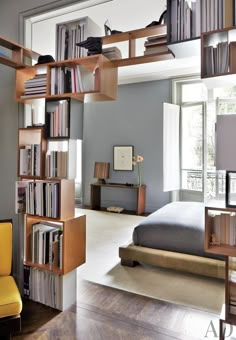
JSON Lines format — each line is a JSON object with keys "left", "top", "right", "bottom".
{"left": 107, "top": 206, "right": 124, "bottom": 213}
{"left": 133, "top": 154, "right": 144, "bottom": 187}
{"left": 76, "top": 37, "right": 102, "bottom": 56}
{"left": 104, "top": 20, "right": 122, "bottom": 36}
{"left": 146, "top": 9, "right": 167, "bottom": 27}
{"left": 35, "top": 55, "right": 55, "bottom": 65}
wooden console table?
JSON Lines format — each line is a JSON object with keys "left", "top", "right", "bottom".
{"left": 90, "top": 183, "right": 146, "bottom": 215}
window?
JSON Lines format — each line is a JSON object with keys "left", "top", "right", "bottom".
{"left": 173, "top": 79, "right": 236, "bottom": 201}
{"left": 173, "top": 78, "right": 215, "bottom": 200}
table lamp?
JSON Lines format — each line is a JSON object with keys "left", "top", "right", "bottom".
{"left": 94, "top": 162, "right": 110, "bottom": 184}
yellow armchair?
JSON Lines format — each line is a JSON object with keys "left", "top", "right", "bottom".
{"left": 0, "top": 221, "right": 22, "bottom": 338}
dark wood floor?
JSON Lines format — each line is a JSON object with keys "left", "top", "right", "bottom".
{"left": 12, "top": 279, "right": 221, "bottom": 340}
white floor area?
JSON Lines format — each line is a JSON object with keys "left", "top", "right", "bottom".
{"left": 76, "top": 208, "right": 224, "bottom": 314}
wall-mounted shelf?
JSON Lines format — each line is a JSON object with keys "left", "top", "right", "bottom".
{"left": 102, "top": 25, "right": 174, "bottom": 67}
{"left": 0, "top": 35, "right": 40, "bottom": 68}
{"left": 201, "top": 26, "right": 236, "bottom": 88}
{"left": 15, "top": 54, "right": 117, "bottom": 103}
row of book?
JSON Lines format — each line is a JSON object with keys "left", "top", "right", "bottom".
{"left": 31, "top": 221, "right": 63, "bottom": 269}
{"left": 19, "top": 144, "right": 40, "bottom": 177}
{"left": 45, "top": 151, "right": 68, "bottom": 178}
{"left": 46, "top": 100, "right": 69, "bottom": 137}
{"left": 24, "top": 265, "right": 62, "bottom": 309}
{"left": 210, "top": 212, "right": 236, "bottom": 246}
{"left": 16, "top": 181, "right": 60, "bottom": 217}
{"left": 169, "top": 0, "right": 235, "bottom": 42}
{"left": 56, "top": 23, "right": 86, "bottom": 61}
{"left": 203, "top": 41, "right": 229, "bottom": 76}
{"left": 55, "top": 18, "right": 101, "bottom": 61}
{"left": 143, "top": 35, "right": 168, "bottom": 56}
{"left": 170, "top": 0, "right": 201, "bottom": 41}
{"left": 22, "top": 74, "right": 47, "bottom": 98}
{"left": 50, "top": 65, "right": 94, "bottom": 95}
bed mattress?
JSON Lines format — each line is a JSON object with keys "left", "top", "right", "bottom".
{"left": 133, "top": 201, "right": 222, "bottom": 259}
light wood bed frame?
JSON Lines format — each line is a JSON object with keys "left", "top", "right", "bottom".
{"left": 119, "top": 243, "right": 226, "bottom": 279}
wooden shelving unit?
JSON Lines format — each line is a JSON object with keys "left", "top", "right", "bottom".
{"left": 205, "top": 204, "right": 236, "bottom": 339}
{"left": 24, "top": 214, "right": 86, "bottom": 275}
{"left": 205, "top": 205, "right": 236, "bottom": 256}
{"left": 102, "top": 25, "right": 174, "bottom": 67}
{"left": 15, "top": 54, "right": 117, "bottom": 103}
{"left": 201, "top": 26, "right": 236, "bottom": 88}
{"left": 0, "top": 34, "right": 40, "bottom": 68}
{"left": 18, "top": 127, "right": 47, "bottom": 179}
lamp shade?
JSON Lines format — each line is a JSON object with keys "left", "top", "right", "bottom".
{"left": 216, "top": 114, "right": 236, "bottom": 170}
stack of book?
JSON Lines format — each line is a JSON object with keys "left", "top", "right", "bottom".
{"left": 102, "top": 46, "right": 122, "bottom": 60}
{"left": 210, "top": 211, "right": 236, "bottom": 245}
{"left": 204, "top": 42, "right": 229, "bottom": 76}
{"left": 45, "top": 151, "right": 68, "bottom": 178}
{"left": 31, "top": 221, "right": 63, "bottom": 269}
{"left": 144, "top": 35, "right": 168, "bottom": 56}
{"left": 24, "top": 265, "right": 62, "bottom": 309}
{"left": 25, "top": 181, "right": 60, "bottom": 218}
{"left": 50, "top": 65, "right": 94, "bottom": 95}
{"left": 19, "top": 144, "right": 41, "bottom": 177}
{"left": 46, "top": 100, "right": 69, "bottom": 137}
{"left": 22, "top": 74, "right": 47, "bottom": 97}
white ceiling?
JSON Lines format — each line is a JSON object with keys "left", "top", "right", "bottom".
{"left": 28, "top": 0, "right": 200, "bottom": 84}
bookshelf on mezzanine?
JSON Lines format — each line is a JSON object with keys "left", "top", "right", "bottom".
{"left": 205, "top": 203, "right": 236, "bottom": 339}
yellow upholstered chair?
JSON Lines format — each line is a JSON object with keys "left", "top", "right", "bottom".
{"left": 0, "top": 221, "right": 22, "bottom": 338}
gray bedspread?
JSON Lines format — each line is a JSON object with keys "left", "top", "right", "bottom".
{"left": 133, "top": 201, "right": 223, "bottom": 259}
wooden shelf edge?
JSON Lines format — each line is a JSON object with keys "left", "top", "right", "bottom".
{"left": 205, "top": 245, "right": 236, "bottom": 256}
{"left": 111, "top": 51, "right": 174, "bottom": 67}
{"left": 102, "top": 24, "right": 167, "bottom": 44}
{"left": 24, "top": 261, "right": 63, "bottom": 275}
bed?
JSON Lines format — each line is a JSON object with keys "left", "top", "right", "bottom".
{"left": 119, "top": 201, "right": 226, "bottom": 279}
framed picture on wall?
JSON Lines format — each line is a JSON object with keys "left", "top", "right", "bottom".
{"left": 113, "top": 145, "right": 134, "bottom": 171}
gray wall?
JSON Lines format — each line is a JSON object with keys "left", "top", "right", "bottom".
{"left": 83, "top": 80, "right": 171, "bottom": 212}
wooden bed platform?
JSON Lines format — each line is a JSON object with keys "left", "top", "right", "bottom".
{"left": 119, "top": 243, "right": 226, "bottom": 279}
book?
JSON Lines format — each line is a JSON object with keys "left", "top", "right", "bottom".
{"left": 144, "top": 45, "right": 169, "bottom": 55}
{"left": 16, "top": 181, "right": 28, "bottom": 213}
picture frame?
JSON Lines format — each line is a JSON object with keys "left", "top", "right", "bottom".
{"left": 113, "top": 145, "right": 134, "bottom": 171}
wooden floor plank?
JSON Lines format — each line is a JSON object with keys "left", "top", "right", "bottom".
{"left": 12, "top": 279, "right": 220, "bottom": 340}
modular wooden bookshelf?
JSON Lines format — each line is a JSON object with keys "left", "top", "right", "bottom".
{"left": 0, "top": 34, "right": 40, "bottom": 68}
{"left": 18, "top": 127, "right": 47, "bottom": 179}
{"left": 102, "top": 24, "right": 174, "bottom": 67}
{"left": 15, "top": 54, "right": 118, "bottom": 103}
{"left": 16, "top": 97, "right": 86, "bottom": 310}
{"left": 205, "top": 205, "right": 236, "bottom": 257}
{"left": 24, "top": 214, "right": 86, "bottom": 275}
{"left": 205, "top": 204, "right": 236, "bottom": 339}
